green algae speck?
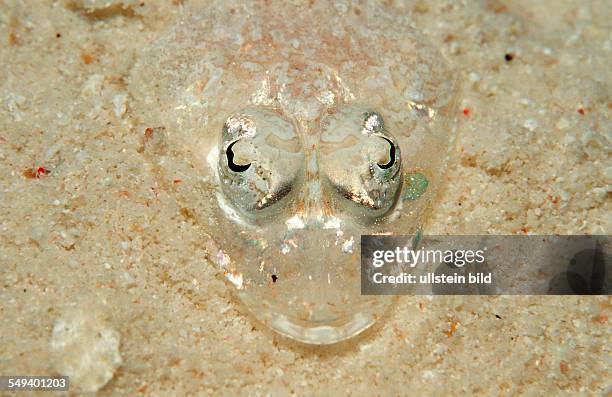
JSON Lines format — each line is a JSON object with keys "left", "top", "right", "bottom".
{"left": 403, "top": 173, "right": 428, "bottom": 201}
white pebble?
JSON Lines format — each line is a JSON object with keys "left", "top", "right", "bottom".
{"left": 51, "top": 309, "right": 122, "bottom": 392}
{"left": 523, "top": 119, "right": 538, "bottom": 131}
{"left": 468, "top": 72, "right": 480, "bottom": 82}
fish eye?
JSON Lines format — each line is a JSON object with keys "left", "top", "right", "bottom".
{"left": 226, "top": 140, "right": 251, "bottom": 172}
{"left": 218, "top": 108, "right": 304, "bottom": 219}
{"left": 377, "top": 137, "right": 396, "bottom": 169}
{"left": 319, "top": 107, "right": 402, "bottom": 221}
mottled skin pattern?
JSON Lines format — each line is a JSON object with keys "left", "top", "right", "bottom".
{"left": 130, "top": 0, "right": 458, "bottom": 343}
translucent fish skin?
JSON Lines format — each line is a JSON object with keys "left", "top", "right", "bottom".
{"left": 130, "top": 0, "right": 459, "bottom": 344}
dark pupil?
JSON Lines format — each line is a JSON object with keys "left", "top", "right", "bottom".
{"left": 377, "top": 137, "right": 396, "bottom": 169}
{"left": 226, "top": 141, "right": 251, "bottom": 172}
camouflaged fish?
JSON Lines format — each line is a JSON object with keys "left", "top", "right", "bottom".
{"left": 130, "top": 0, "right": 458, "bottom": 344}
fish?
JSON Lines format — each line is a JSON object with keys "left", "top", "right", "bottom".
{"left": 130, "top": 0, "right": 459, "bottom": 344}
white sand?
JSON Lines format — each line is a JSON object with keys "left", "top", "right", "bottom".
{"left": 1, "top": 0, "right": 609, "bottom": 395}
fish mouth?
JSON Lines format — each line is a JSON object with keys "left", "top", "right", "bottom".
{"left": 255, "top": 307, "right": 379, "bottom": 345}
{"left": 227, "top": 226, "right": 390, "bottom": 344}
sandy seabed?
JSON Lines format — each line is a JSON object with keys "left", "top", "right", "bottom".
{"left": 0, "top": 0, "right": 610, "bottom": 395}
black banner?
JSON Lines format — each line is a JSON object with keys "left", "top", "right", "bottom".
{"left": 361, "top": 235, "right": 610, "bottom": 295}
